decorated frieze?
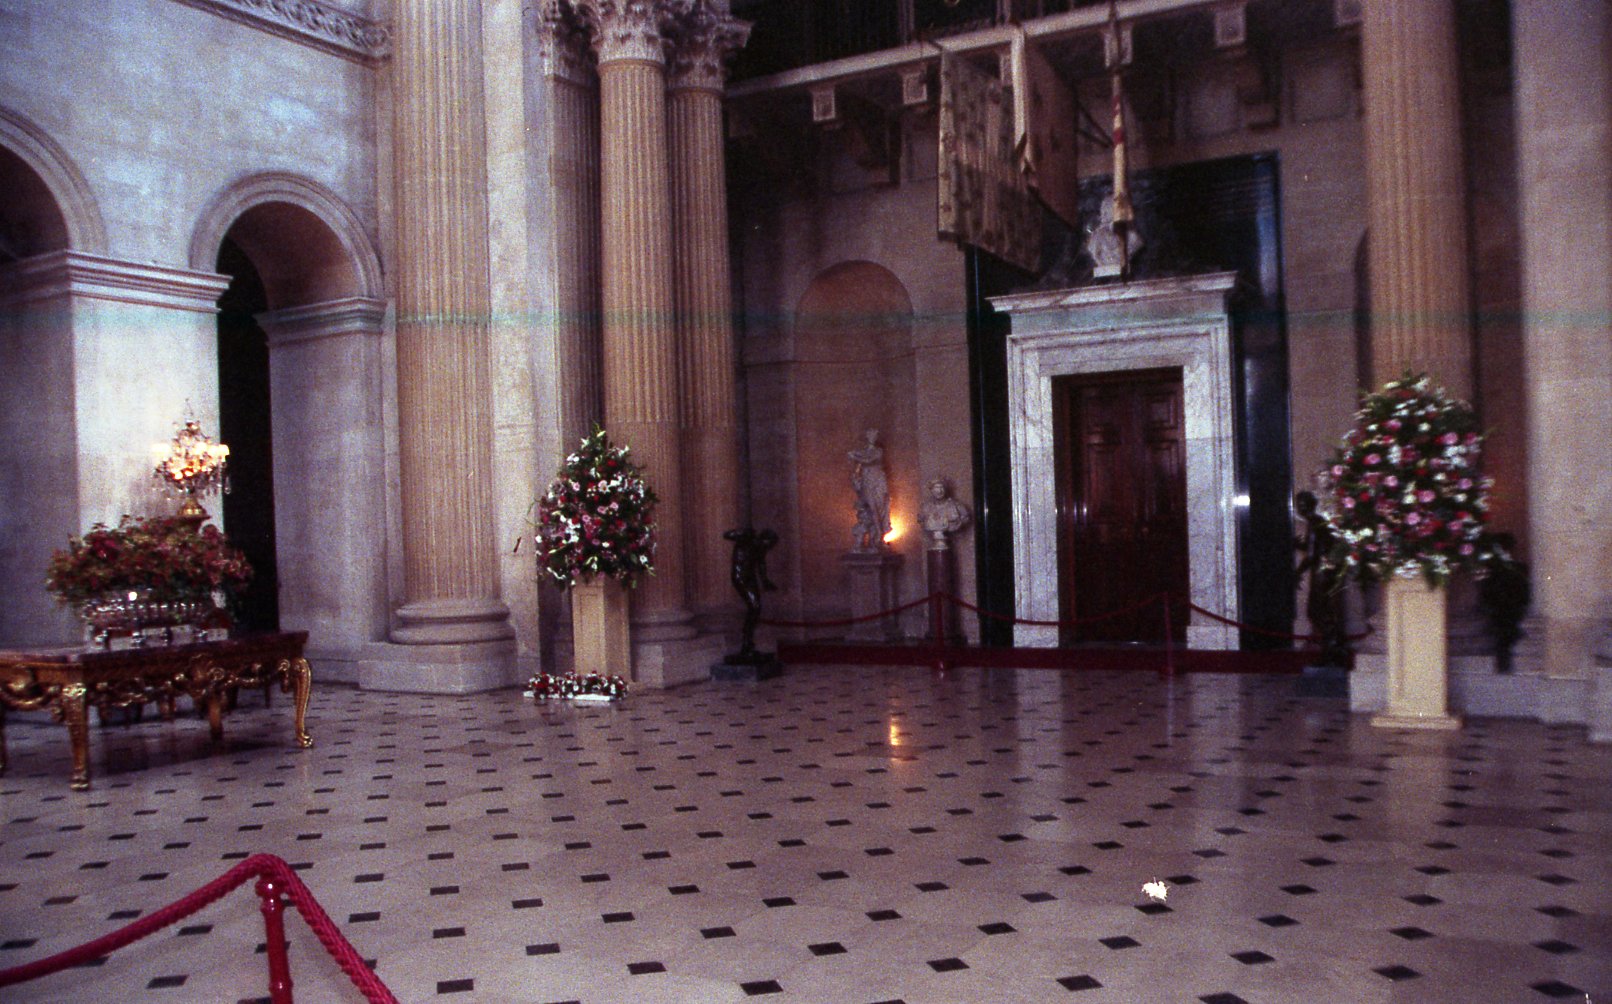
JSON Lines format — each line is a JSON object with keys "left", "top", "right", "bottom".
{"left": 172, "top": 0, "right": 391, "bottom": 62}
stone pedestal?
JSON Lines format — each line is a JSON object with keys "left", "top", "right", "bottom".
{"left": 1371, "top": 576, "right": 1462, "bottom": 730}
{"left": 712, "top": 651, "right": 783, "bottom": 682}
{"left": 842, "top": 550, "right": 903, "bottom": 642}
{"left": 572, "top": 577, "right": 632, "bottom": 678}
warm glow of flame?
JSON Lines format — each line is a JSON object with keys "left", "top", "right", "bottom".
{"left": 888, "top": 721, "right": 903, "bottom": 747}
{"left": 883, "top": 519, "right": 903, "bottom": 544}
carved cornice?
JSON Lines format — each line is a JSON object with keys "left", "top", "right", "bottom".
{"left": 534, "top": 0, "right": 596, "bottom": 85}
{"left": 0, "top": 251, "right": 231, "bottom": 312}
{"left": 574, "top": 0, "right": 693, "bottom": 66}
{"left": 667, "top": 3, "right": 749, "bottom": 92}
{"left": 172, "top": 0, "right": 391, "bottom": 63}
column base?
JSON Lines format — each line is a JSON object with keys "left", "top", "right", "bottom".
{"left": 1369, "top": 711, "right": 1463, "bottom": 731}
{"left": 1590, "top": 663, "right": 1612, "bottom": 744}
{"left": 632, "top": 632, "right": 729, "bottom": 688}
{"left": 356, "top": 637, "right": 519, "bottom": 693}
{"left": 392, "top": 598, "right": 517, "bottom": 645}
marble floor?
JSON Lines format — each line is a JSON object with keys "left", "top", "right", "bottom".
{"left": 1, "top": 664, "right": 1608, "bottom": 1003}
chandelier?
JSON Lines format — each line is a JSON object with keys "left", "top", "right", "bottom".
{"left": 153, "top": 415, "right": 230, "bottom": 521}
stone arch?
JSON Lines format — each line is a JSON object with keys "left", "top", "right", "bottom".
{"left": 0, "top": 105, "right": 107, "bottom": 257}
{"left": 188, "top": 171, "right": 381, "bottom": 307}
{"left": 189, "top": 171, "right": 389, "bottom": 670}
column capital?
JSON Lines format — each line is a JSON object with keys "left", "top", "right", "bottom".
{"left": 575, "top": 0, "right": 692, "bottom": 66}
{"left": 667, "top": 4, "right": 749, "bottom": 92}
{"left": 534, "top": 0, "right": 595, "bottom": 84}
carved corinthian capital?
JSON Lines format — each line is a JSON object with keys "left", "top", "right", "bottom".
{"left": 534, "top": 0, "right": 595, "bottom": 84}
{"left": 575, "top": 0, "right": 694, "bottom": 66}
{"left": 667, "top": 2, "right": 750, "bottom": 91}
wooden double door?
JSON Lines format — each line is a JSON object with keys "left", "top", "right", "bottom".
{"left": 1054, "top": 368, "right": 1188, "bottom": 644}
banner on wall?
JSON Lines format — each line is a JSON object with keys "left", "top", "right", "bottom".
{"left": 937, "top": 49, "right": 1043, "bottom": 273}
{"left": 1010, "top": 26, "right": 1081, "bottom": 230}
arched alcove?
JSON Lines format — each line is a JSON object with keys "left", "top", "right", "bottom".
{"left": 790, "top": 261, "right": 918, "bottom": 622}
{"left": 191, "top": 174, "right": 388, "bottom": 674}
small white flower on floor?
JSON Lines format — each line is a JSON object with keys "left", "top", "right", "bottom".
{"left": 1143, "top": 879, "right": 1169, "bottom": 902}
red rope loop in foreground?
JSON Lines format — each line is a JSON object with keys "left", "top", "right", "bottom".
{"left": 0, "top": 853, "right": 397, "bottom": 1004}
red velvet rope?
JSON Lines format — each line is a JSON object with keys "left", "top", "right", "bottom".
{"left": 0, "top": 853, "right": 397, "bottom": 1003}
{"left": 944, "top": 590, "right": 1169, "bottom": 628}
{"left": 760, "top": 592, "right": 936, "bottom": 628}
{"left": 760, "top": 589, "right": 1370, "bottom": 645}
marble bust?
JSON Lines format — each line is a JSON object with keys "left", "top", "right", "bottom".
{"left": 918, "top": 478, "right": 970, "bottom": 550}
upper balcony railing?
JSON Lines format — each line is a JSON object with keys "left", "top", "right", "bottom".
{"left": 729, "top": 0, "right": 1110, "bottom": 83}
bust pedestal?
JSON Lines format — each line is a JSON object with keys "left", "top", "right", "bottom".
{"left": 924, "top": 539, "right": 965, "bottom": 645}
{"left": 841, "top": 550, "right": 903, "bottom": 642}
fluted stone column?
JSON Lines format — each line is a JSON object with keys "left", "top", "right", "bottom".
{"left": 1512, "top": 0, "right": 1612, "bottom": 717}
{"left": 537, "top": 1, "right": 605, "bottom": 447}
{"left": 1356, "top": 0, "right": 1473, "bottom": 727}
{"left": 367, "top": 0, "right": 515, "bottom": 691}
{"left": 668, "top": 3, "right": 748, "bottom": 628}
{"left": 578, "top": 0, "right": 696, "bottom": 643}
{"left": 1361, "top": 0, "right": 1472, "bottom": 397}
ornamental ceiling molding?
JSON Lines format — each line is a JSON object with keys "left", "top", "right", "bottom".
{"left": 172, "top": 0, "right": 391, "bottom": 63}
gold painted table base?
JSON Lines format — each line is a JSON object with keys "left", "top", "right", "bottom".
{"left": 0, "top": 631, "right": 313, "bottom": 790}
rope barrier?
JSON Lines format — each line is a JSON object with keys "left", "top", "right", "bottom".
{"left": 0, "top": 853, "right": 397, "bottom": 1004}
{"left": 759, "top": 592, "right": 936, "bottom": 629}
{"left": 759, "top": 587, "right": 1370, "bottom": 648}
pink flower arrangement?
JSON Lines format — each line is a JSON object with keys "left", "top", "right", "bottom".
{"left": 1319, "top": 373, "right": 1491, "bottom": 586}
{"left": 46, "top": 515, "right": 252, "bottom": 607}
{"left": 531, "top": 426, "right": 658, "bottom": 588}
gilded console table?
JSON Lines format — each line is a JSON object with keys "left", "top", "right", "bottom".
{"left": 0, "top": 631, "right": 313, "bottom": 790}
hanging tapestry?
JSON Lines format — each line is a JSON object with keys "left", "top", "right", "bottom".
{"left": 1010, "top": 26, "right": 1081, "bottom": 229}
{"left": 938, "top": 50, "right": 1042, "bottom": 273}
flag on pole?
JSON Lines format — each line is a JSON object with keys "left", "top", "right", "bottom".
{"left": 1010, "top": 25, "right": 1080, "bottom": 229}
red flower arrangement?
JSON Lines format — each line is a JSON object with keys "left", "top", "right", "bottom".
{"left": 45, "top": 515, "right": 253, "bottom": 608}
{"left": 531, "top": 426, "right": 658, "bottom": 589}
{"left": 1320, "top": 373, "right": 1491, "bottom": 586}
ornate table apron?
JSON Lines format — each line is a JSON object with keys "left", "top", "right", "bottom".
{"left": 0, "top": 632, "right": 313, "bottom": 790}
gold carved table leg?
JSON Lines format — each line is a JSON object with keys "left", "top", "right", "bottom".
{"left": 206, "top": 693, "right": 225, "bottom": 743}
{"left": 285, "top": 657, "right": 313, "bottom": 748}
{"left": 61, "top": 682, "right": 90, "bottom": 790}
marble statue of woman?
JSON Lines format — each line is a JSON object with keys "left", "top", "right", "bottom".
{"left": 848, "top": 429, "right": 891, "bottom": 551}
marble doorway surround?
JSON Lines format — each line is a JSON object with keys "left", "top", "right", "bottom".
{"left": 992, "top": 273, "right": 1240, "bottom": 650}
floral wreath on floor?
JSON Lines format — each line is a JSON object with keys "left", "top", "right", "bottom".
{"left": 526, "top": 671, "right": 630, "bottom": 701}
{"left": 1319, "top": 372, "right": 1496, "bottom": 587}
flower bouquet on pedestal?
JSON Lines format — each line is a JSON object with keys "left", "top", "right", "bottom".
{"left": 1320, "top": 372, "right": 1492, "bottom": 729}
{"left": 527, "top": 426, "right": 658, "bottom": 699}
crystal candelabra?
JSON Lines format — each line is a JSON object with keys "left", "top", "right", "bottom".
{"left": 153, "top": 416, "right": 230, "bottom": 523}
